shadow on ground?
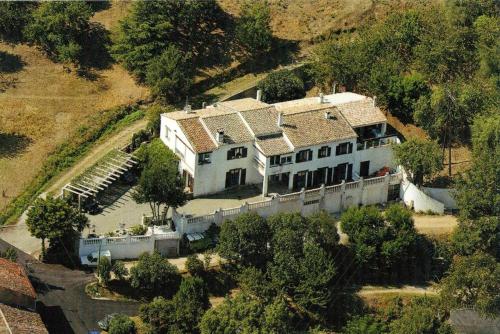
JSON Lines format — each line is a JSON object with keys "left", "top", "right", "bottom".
{"left": 0, "top": 133, "right": 32, "bottom": 158}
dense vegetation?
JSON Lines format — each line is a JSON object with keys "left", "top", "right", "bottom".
{"left": 313, "top": 0, "right": 499, "bottom": 176}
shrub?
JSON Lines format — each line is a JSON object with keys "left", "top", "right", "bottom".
{"left": 112, "top": 261, "right": 129, "bottom": 281}
{"left": 185, "top": 254, "right": 204, "bottom": 276}
{"left": 108, "top": 314, "right": 136, "bottom": 334}
{"left": 129, "top": 224, "right": 147, "bottom": 236}
{"left": 0, "top": 247, "right": 18, "bottom": 262}
{"left": 97, "top": 257, "right": 111, "bottom": 286}
{"left": 257, "top": 69, "right": 306, "bottom": 103}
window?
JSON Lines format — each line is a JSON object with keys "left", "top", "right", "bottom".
{"left": 225, "top": 168, "right": 246, "bottom": 188}
{"left": 296, "top": 149, "right": 313, "bottom": 163}
{"left": 335, "top": 142, "right": 353, "bottom": 155}
{"left": 227, "top": 146, "right": 248, "bottom": 160}
{"left": 318, "top": 146, "right": 331, "bottom": 158}
{"left": 165, "top": 126, "right": 170, "bottom": 139}
{"left": 280, "top": 156, "right": 292, "bottom": 164}
{"left": 198, "top": 152, "right": 212, "bottom": 165}
{"left": 270, "top": 155, "right": 280, "bottom": 166}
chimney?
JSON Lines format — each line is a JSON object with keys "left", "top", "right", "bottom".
{"left": 256, "top": 89, "right": 262, "bottom": 101}
{"left": 184, "top": 104, "right": 192, "bottom": 113}
{"left": 332, "top": 82, "right": 337, "bottom": 94}
{"left": 277, "top": 112, "right": 284, "bottom": 126}
{"left": 319, "top": 93, "right": 324, "bottom": 104}
{"left": 202, "top": 102, "right": 206, "bottom": 109}
{"left": 324, "top": 111, "right": 331, "bottom": 119}
{"left": 373, "top": 96, "right": 377, "bottom": 107}
{"left": 216, "top": 129, "right": 224, "bottom": 144}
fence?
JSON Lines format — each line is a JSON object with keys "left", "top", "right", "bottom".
{"left": 174, "top": 172, "right": 402, "bottom": 235}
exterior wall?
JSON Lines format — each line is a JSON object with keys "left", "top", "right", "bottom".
{"left": 400, "top": 178, "right": 445, "bottom": 214}
{"left": 161, "top": 115, "right": 197, "bottom": 177}
{"left": 78, "top": 233, "right": 180, "bottom": 260}
{"left": 0, "top": 288, "right": 35, "bottom": 310}
{"left": 353, "top": 141, "right": 396, "bottom": 176}
{"left": 175, "top": 172, "right": 402, "bottom": 235}
{"left": 193, "top": 142, "right": 261, "bottom": 196}
{"left": 422, "top": 187, "right": 458, "bottom": 210}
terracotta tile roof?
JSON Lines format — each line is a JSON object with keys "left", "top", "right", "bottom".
{"left": 164, "top": 107, "right": 233, "bottom": 121}
{"left": 256, "top": 135, "right": 292, "bottom": 156}
{"left": 202, "top": 113, "right": 253, "bottom": 145}
{"left": 282, "top": 108, "right": 357, "bottom": 148}
{"left": 336, "top": 99, "right": 386, "bottom": 127}
{"left": 0, "top": 304, "right": 48, "bottom": 334}
{"left": 239, "top": 107, "right": 282, "bottom": 136}
{"left": 217, "top": 98, "right": 269, "bottom": 111}
{"left": 0, "top": 258, "right": 36, "bottom": 299}
{"left": 178, "top": 118, "right": 217, "bottom": 153}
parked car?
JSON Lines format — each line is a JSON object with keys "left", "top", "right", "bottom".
{"left": 80, "top": 250, "right": 111, "bottom": 267}
{"left": 97, "top": 313, "right": 119, "bottom": 331}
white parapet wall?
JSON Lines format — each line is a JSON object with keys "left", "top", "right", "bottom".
{"left": 175, "top": 172, "right": 402, "bottom": 235}
{"left": 422, "top": 187, "right": 458, "bottom": 210}
{"left": 400, "top": 178, "right": 445, "bottom": 214}
{"left": 79, "top": 232, "right": 180, "bottom": 261}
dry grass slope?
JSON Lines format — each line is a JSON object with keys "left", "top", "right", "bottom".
{"left": 0, "top": 1, "right": 148, "bottom": 212}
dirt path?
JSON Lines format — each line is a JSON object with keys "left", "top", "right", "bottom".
{"left": 357, "top": 285, "right": 437, "bottom": 296}
{"left": 45, "top": 118, "right": 148, "bottom": 196}
{"left": 413, "top": 214, "right": 458, "bottom": 236}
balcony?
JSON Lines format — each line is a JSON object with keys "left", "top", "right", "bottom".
{"left": 356, "top": 135, "right": 399, "bottom": 151}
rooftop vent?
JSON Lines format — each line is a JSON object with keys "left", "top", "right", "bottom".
{"left": 216, "top": 129, "right": 224, "bottom": 143}
{"left": 202, "top": 102, "right": 206, "bottom": 109}
{"left": 319, "top": 93, "right": 325, "bottom": 104}
{"left": 332, "top": 82, "right": 337, "bottom": 94}
{"left": 184, "top": 104, "right": 192, "bottom": 113}
{"left": 256, "top": 89, "right": 262, "bottom": 101}
{"left": 373, "top": 96, "right": 377, "bottom": 107}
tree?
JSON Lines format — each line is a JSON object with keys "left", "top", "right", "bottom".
{"left": 97, "top": 256, "right": 112, "bottom": 286}
{"left": 306, "top": 211, "right": 340, "bottom": 253}
{"left": 0, "top": 247, "right": 17, "bottom": 262}
{"left": 217, "top": 212, "right": 270, "bottom": 267}
{"left": 140, "top": 277, "right": 209, "bottom": 334}
{"left": 112, "top": 261, "right": 129, "bottom": 281}
{"left": 108, "top": 314, "right": 136, "bottom": 334}
{"left": 343, "top": 315, "right": 388, "bottom": 334}
{"left": 24, "top": 2, "right": 109, "bottom": 67}
{"left": 146, "top": 45, "right": 193, "bottom": 103}
{"left": 112, "top": 0, "right": 228, "bottom": 81}
{"left": 0, "top": 2, "right": 36, "bottom": 42}
{"left": 451, "top": 217, "right": 500, "bottom": 260}
{"left": 238, "top": 266, "right": 275, "bottom": 302}
{"left": 262, "top": 296, "right": 295, "bottom": 333}
{"left": 393, "top": 138, "right": 442, "bottom": 186}
{"left": 440, "top": 252, "right": 500, "bottom": 317}
{"left": 133, "top": 139, "right": 187, "bottom": 224}
{"left": 257, "top": 69, "right": 305, "bottom": 103}
{"left": 26, "top": 196, "right": 88, "bottom": 259}
{"left": 474, "top": 15, "right": 500, "bottom": 83}
{"left": 454, "top": 113, "right": 500, "bottom": 219}
{"left": 389, "top": 296, "right": 453, "bottom": 334}
{"left": 185, "top": 254, "right": 205, "bottom": 277}
{"left": 386, "top": 73, "right": 430, "bottom": 121}
{"left": 130, "top": 252, "right": 181, "bottom": 298}
{"left": 235, "top": 0, "right": 273, "bottom": 60}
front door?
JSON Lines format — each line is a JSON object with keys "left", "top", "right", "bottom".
{"left": 333, "top": 163, "right": 347, "bottom": 184}
{"left": 360, "top": 161, "right": 370, "bottom": 177}
{"left": 293, "top": 171, "right": 307, "bottom": 190}
{"left": 225, "top": 168, "right": 246, "bottom": 188}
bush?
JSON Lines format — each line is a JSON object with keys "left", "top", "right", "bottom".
{"left": 129, "top": 224, "right": 147, "bottom": 236}
{"left": 185, "top": 254, "right": 204, "bottom": 277}
{"left": 108, "top": 314, "right": 136, "bottom": 334}
{"left": 112, "top": 261, "right": 129, "bottom": 281}
{"left": 130, "top": 130, "right": 150, "bottom": 151}
{"left": 97, "top": 257, "right": 111, "bottom": 286}
{"left": 257, "top": 69, "right": 306, "bottom": 103}
{"left": 0, "top": 247, "right": 18, "bottom": 262}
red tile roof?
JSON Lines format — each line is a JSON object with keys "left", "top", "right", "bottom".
{"left": 0, "top": 303, "right": 48, "bottom": 334}
{"left": 0, "top": 258, "right": 36, "bottom": 299}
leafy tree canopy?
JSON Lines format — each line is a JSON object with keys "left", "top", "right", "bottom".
{"left": 393, "top": 138, "right": 442, "bottom": 186}
{"left": 257, "top": 69, "right": 306, "bottom": 103}
{"left": 451, "top": 216, "right": 500, "bottom": 261}
{"left": 0, "top": 1, "right": 36, "bottom": 42}
{"left": 235, "top": 0, "right": 273, "bottom": 60}
{"left": 108, "top": 314, "right": 136, "bottom": 334}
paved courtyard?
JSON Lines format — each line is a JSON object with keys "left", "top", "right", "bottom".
{"left": 86, "top": 183, "right": 266, "bottom": 236}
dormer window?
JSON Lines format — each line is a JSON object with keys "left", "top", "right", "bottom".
{"left": 227, "top": 146, "right": 248, "bottom": 160}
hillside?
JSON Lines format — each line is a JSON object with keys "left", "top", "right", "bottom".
{"left": 0, "top": 2, "right": 148, "bottom": 212}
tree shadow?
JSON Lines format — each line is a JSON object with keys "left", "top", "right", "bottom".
{"left": 87, "top": 0, "right": 111, "bottom": 13}
{"left": 0, "top": 133, "right": 32, "bottom": 158}
{"left": 76, "top": 23, "right": 113, "bottom": 80}
{"left": 0, "top": 51, "right": 25, "bottom": 73}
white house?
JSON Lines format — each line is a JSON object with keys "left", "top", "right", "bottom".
{"left": 160, "top": 91, "right": 399, "bottom": 197}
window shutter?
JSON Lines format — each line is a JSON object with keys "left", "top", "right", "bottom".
{"left": 296, "top": 152, "right": 300, "bottom": 162}
{"left": 227, "top": 149, "right": 232, "bottom": 160}
{"left": 335, "top": 145, "right": 340, "bottom": 155}
{"left": 347, "top": 164, "right": 353, "bottom": 180}
{"left": 225, "top": 171, "right": 231, "bottom": 188}
{"left": 348, "top": 143, "right": 353, "bottom": 153}
{"left": 308, "top": 149, "right": 313, "bottom": 161}
{"left": 240, "top": 169, "right": 246, "bottom": 185}
{"left": 327, "top": 147, "right": 332, "bottom": 156}
{"left": 242, "top": 147, "right": 248, "bottom": 158}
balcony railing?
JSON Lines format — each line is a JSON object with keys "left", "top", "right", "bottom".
{"left": 356, "top": 135, "right": 399, "bottom": 151}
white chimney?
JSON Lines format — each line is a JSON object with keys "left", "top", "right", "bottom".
{"left": 216, "top": 129, "right": 224, "bottom": 143}
{"left": 324, "top": 111, "right": 331, "bottom": 119}
{"left": 319, "top": 93, "right": 324, "bottom": 104}
{"left": 277, "top": 112, "right": 284, "bottom": 126}
{"left": 202, "top": 102, "right": 206, "bottom": 109}
{"left": 332, "top": 82, "right": 337, "bottom": 94}
{"left": 256, "top": 89, "right": 262, "bottom": 101}
{"left": 184, "top": 104, "right": 192, "bottom": 113}
{"left": 373, "top": 96, "right": 377, "bottom": 107}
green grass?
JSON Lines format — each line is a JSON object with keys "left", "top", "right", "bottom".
{"left": 0, "top": 105, "right": 144, "bottom": 225}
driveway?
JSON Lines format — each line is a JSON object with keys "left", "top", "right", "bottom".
{"left": 30, "top": 262, "right": 140, "bottom": 333}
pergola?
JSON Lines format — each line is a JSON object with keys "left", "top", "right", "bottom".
{"left": 62, "top": 149, "right": 138, "bottom": 209}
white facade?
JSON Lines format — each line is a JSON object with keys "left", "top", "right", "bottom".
{"left": 160, "top": 92, "right": 399, "bottom": 197}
